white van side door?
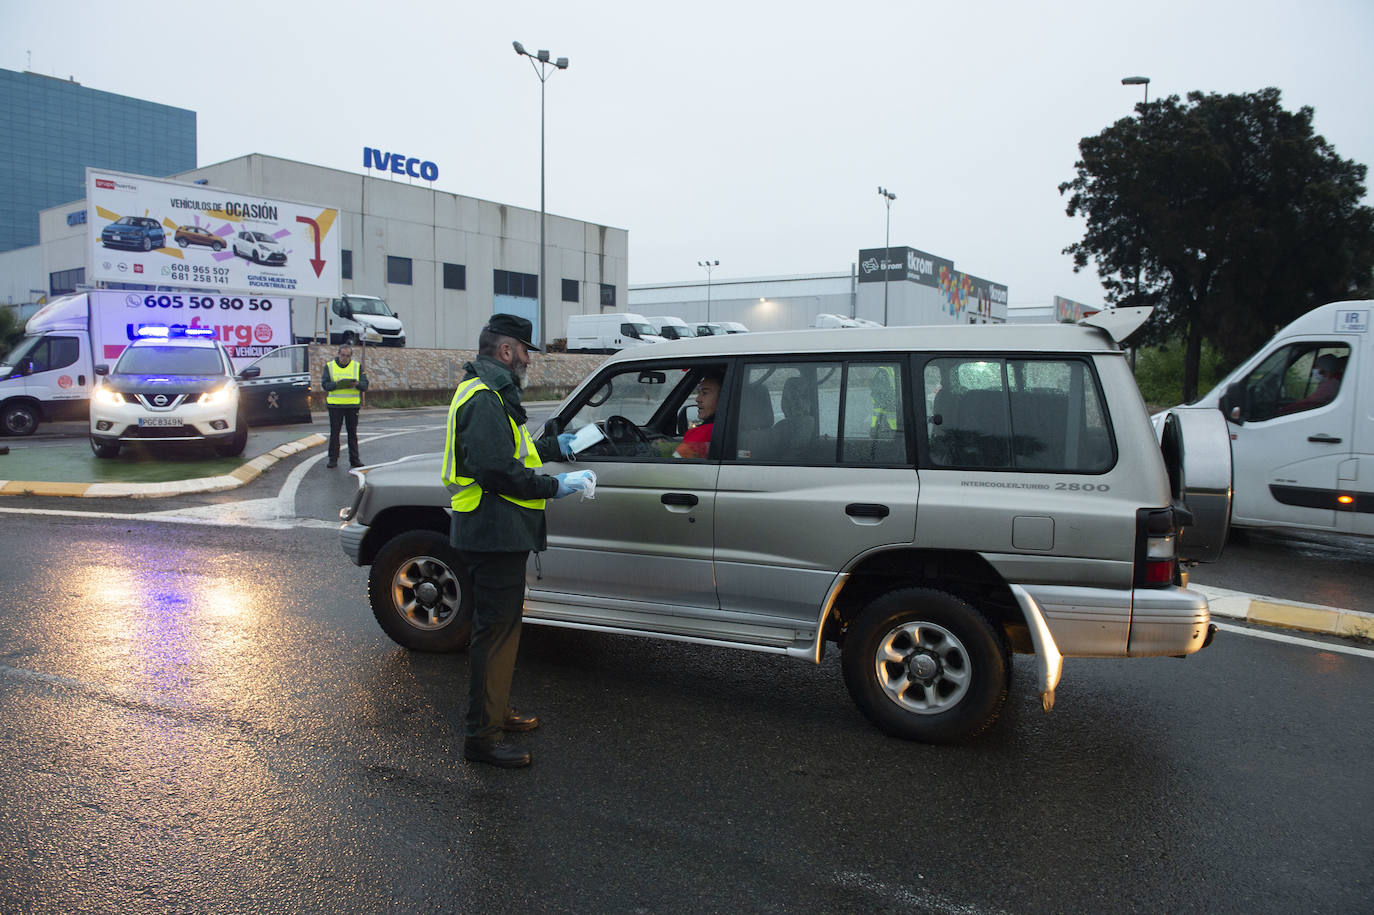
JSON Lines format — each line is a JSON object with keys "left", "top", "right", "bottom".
{"left": 24, "top": 332, "right": 93, "bottom": 421}
{"left": 1228, "top": 337, "right": 1356, "bottom": 532}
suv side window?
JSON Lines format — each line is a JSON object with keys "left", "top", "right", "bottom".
{"left": 924, "top": 356, "right": 1113, "bottom": 472}
{"left": 731, "top": 360, "right": 907, "bottom": 466}
{"left": 559, "top": 361, "right": 726, "bottom": 461}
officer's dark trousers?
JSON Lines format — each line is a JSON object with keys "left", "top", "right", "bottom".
{"left": 327, "top": 405, "right": 360, "bottom": 464}
{"left": 456, "top": 549, "right": 528, "bottom": 742}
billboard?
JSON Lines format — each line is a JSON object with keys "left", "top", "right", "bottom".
{"left": 86, "top": 169, "right": 341, "bottom": 298}
{"left": 857, "top": 246, "right": 955, "bottom": 289}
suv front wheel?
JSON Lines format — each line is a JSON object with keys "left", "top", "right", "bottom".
{"left": 367, "top": 531, "right": 472, "bottom": 652}
{"left": 842, "top": 587, "right": 1010, "bottom": 744}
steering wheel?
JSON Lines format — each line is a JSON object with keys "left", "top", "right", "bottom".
{"left": 604, "top": 414, "right": 650, "bottom": 448}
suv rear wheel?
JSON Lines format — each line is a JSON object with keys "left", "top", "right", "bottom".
{"left": 367, "top": 531, "right": 471, "bottom": 652}
{"left": 842, "top": 587, "right": 1009, "bottom": 744}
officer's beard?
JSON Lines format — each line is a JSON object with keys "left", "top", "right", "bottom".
{"left": 508, "top": 357, "right": 527, "bottom": 388}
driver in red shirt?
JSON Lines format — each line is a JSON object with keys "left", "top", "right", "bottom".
{"left": 675, "top": 371, "right": 722, "bottom": 459}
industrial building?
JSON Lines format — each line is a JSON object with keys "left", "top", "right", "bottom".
{"left": 17, "top": 153, "right": 628, "bottom": 351}
{"left": 629, "top": 246, "right": 1009, "bottom": 332}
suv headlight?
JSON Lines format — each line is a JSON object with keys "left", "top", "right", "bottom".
{"left": 199, "top": 384, "right": 235, "bottom": 406}
{"left": 94, "top": 386, "right": 123, "bottom": 406}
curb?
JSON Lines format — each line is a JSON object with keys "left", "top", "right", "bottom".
{"left": 0, "top": 433, "right": 326, "bottom": 499}
{"left": 1193, "top": 584, "right": 1374, "bottom": 641}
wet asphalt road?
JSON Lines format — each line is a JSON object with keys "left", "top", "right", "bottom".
{"left": 0, "top": 407, "right": 1371, "bottom": 912}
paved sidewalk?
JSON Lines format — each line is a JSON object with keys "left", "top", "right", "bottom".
{"left": 1192, "top": 583, "right": 1374, "bottom": 641}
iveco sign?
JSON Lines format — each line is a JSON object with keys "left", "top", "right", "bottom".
{"left": 363, "top": 148, "right": 439, "bottom": 182}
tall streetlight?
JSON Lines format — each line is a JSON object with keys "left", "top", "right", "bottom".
{"left": 877, "top": 187, "right": 897, "bottom": 326}
{"left": 513, "top": 40, "right": 569, "bottom": 348}
{"left": 698, "top": 259, "right": 719, "bottom": 321}
{"left": 1120, "top": 76, "right": 1150, "bottom": 305}
{"left": 1121, "top": 74, "right": 1150, "bottom": 105}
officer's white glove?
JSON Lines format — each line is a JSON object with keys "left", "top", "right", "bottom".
{"left": 553, "top": 470, "right": 596, "bottom": 500}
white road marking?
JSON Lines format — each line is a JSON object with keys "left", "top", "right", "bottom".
{"left": 1212, "top": 621, "right": 1374, "bottom": 658}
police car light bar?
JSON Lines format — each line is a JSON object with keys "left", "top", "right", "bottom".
{"left": 133, "top": 325, "right": 216, "bottom": 339}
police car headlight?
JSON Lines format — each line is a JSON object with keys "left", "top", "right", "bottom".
{"left": 199, "top": 384, "right": 234, "bottom": 406}
{"left": 94, "top": 387, "right": 123, "bottom": 406}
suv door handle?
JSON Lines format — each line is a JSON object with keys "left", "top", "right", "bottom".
{"left": 1308, "top": 434, "right": 1343, "bottom": 444}
{"left": 661, "top": 493, "right": 698, "bottom": 507}
{"left": 846, "top": 503, "right": 890, "bottom": 518}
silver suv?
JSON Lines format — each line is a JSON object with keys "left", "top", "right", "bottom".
{"left": 338, "top": 309, "right": 1232, "bottom": 743}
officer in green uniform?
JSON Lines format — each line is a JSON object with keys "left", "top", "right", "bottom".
{"left": 442, "top": 314, "right": 583, "bottom": 768}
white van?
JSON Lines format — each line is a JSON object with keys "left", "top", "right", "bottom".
{"left": 717, "top": 321, "right": 750, "bottom": 334}
{"left": 292, "top": 295, "right": 405, "bottom": 347}
{"left": 644, "top": 316, "right": 697, "bottom": 341}
{"left": 1169, "top": 300, "right": 1372, "bottom": 537}
{"left": 812, "top": 313, "right": 861, "bottom": 328}
{"left": 566, "top": 313, "right": 665, "bottom": 353}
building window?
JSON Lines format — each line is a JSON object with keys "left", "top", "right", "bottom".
{"left": 49, "top": 267, "right": 85, "bottom": 296}
{"left": 443, "top": 263, "right": 466, "bottom": 291}
{"left": 600, "top": 283, "right": 616, "bottom": 308}
{"left": 562, "top": 279, "right": 579, "bottom": 302}
{"left": 387, "top": 256, "right": 412, "bottom": 286}
{"left": 341, "top": 249, "right": 353, "bottom": 280}
{"left": 493, "top": 269, "right": 538, "bottom": 299}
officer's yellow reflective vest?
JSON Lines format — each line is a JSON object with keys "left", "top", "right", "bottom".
{"left": 442, "top": 377, "right": 545, "bottom": 512}
{"left": 325, "top": 359, "right": 361, "bottom": 406}
{"left": 870, "top": 365, "right": 898, "bottom": 433}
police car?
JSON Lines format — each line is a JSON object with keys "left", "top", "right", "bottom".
{"left": 89, "top": 326, "right": 257, "bottom": 459}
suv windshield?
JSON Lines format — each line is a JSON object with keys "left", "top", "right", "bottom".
{"left": 115, "top": 345, "right": 224, "bottom": 376}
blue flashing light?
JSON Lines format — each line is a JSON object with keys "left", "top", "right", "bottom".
{"left": 133, "top": 325, "right": 216, "bottom": 339}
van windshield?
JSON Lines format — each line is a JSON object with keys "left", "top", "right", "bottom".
{"left": 0, "top": 335, "right": 42, "bottom": 368}
{"left": 345, "top": 296, "right": 394, "bottom": 317}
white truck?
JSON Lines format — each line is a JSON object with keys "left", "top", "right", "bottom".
{"left": 291, "top": 295, "right": 405, "bottom": 347}
{"left": 1162, "top": 299, "right": 1373, "bottom": 538}
{"left": 0, "top": 290, "right": 294, "bottom": 436}
{"left": 566, "top": 313, "right": 665, "bottom": 353}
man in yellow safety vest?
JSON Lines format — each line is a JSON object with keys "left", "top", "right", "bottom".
{"left": 322, "top": 344, "right": 368, "bottom": 468}
{"left": 442, "top": 314, "right": 584, "bottom": 768}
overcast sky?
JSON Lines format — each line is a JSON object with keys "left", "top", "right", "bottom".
{"left": 5, "top": 0, "right": 1372, "bottom": 306}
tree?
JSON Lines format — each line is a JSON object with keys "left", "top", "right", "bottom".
{"left": 1060, "top": 88, "right": 1374, "bottom": 401}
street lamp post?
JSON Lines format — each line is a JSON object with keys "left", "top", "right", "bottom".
{"left": 513, "top": 40, "right": 569, "bottom": 349}
{"left": 877, "top": 187, "right": 896, "bottom": 326}
{"left": 1120, "top": 76, "right": 1150, "bottom": 305}
{"left": 698, "top": 260, "right": 719, "bottom": 322}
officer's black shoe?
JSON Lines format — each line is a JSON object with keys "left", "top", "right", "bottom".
{"left": 503, "top": 709, "right": 540, "bottom": 732}
{"left": 349, "top": 460, "right": 364, "bottom": 468}
{"left": 326, "top": 459, "right": 338, "bottom": 468}
{"left": 463, "top": 738, "right": 531, "bottom": 768}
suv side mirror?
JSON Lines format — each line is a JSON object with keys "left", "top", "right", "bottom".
{"left": 542, "top": 417, "right": 563, "bottom": 438}
{"left": 1219, "top": 380, "right": 1246, "bottom": 426}
{"left": 239, "top": 366, "right": 261, "bottom": 379}
{"left": 94, "top": 364, "right": 109, "bottom": 376}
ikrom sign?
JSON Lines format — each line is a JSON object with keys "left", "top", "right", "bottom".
{"left": 363, "top": 147, "right": 439, "bottom": 182}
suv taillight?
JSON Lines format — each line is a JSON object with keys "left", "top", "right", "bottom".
{"left": 1135, "top": 508, "right": 1178, "bottom": 588}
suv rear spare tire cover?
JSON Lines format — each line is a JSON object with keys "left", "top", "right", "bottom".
{"left": 1158, "top": 406, "right": 1232, "bottom": 563}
